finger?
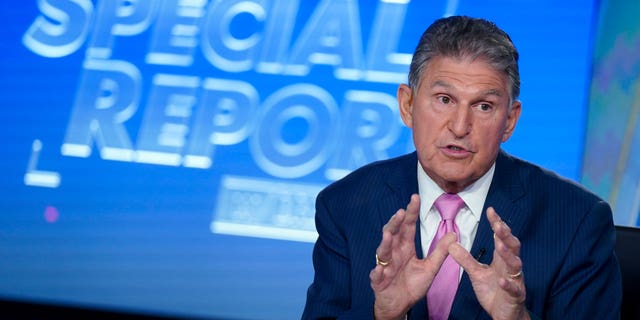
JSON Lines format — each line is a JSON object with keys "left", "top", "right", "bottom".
{"left": 487, "top": 207, "right": 521, "bottom": 255}
{"left": 487, "top": 207, "right": 509, "bottom": 239}
{"left": 449, "top": 241, "right": 487, "bottom": 275}
{"left": 404, "top": 194, "right": 421, "bottom": 224}
{"left": 498, "top": 276, "right": 526, "bottom": 304}
{"left": 487, "top": 208, "right": 523, "bottom": 276}
{"left": 382, "top": 208, "right": 406, "bottom": 236}
{"left": 377, "top": 202, "right": 413, "bottom": 264}
{"left": 374, "top": 195, "right": 422, "bottom": 271}
{"left": 376, "top": 214, "right": 401, "bottom": 265}
{"left": 428, "top": 232, "right": 456, "bottom": 263}
{"left": 399, "top": 194, "right": 421, "bottom": 243}
{"left": 370, "top": 265, "right": 386, "bottom": 290}
{"left": 486, "top": 206, "right": 502, "bottom": 224}
{"left": 370, "top": 264, "right": 398, "bottom": 292}
{"left": 495, "top": 243, "right": 523, "bottom": 277}
{"left": 491, "top": 242, "right": 522, "bottom": 281}
{"left": 419, "top": 232, "right": 457, "bottom": 283}
{"left": 493, "top": 232, "right": 523, "bottom": 274}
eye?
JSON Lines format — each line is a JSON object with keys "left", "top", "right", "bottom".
{"left": 476, "top": 103, "right": 493, "bottom": 112}
{"left": 437, "top": 96, "right": 452, "bottom": 104}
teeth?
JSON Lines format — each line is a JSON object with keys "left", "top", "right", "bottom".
{"left": 450, "top": 146, "right": 462, "bottom": 151}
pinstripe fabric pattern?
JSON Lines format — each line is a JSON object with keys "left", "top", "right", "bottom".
{"left": 302, "top": 150, "right": 622, "bottom": 319}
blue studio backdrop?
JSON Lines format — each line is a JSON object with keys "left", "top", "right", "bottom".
{"left": 0, "top": 0, "right": 637, "bottom": 320}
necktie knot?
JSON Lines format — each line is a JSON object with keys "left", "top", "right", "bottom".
{"left": 434, "top": 193, "right": 464, "bottom": 221}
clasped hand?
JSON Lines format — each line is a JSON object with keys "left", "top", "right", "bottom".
{"left": 369, "top": 194, "right": 530, "bottom": 320}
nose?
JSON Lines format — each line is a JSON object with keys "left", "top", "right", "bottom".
{"left": 448, "top": 106, "right": 471, "bottom": 137}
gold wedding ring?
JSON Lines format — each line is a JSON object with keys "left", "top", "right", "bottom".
{"left": 376, "top": 254, "right": 390, "bottom": 266}
{"left": 508, "top": 270, "right": 523, "bottom": 279}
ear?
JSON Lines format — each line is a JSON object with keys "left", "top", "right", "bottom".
{"left": 501, "top": 100, "right": 522, "bottom": 142}
{"left": 397, "top": 84, "right": 414, "bottom": 128}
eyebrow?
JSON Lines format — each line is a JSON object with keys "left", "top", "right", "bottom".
{"left": 430, "top": 80, "right": 451, "bottom": 89}
{"left": 483, "top": 89, "right": 503, "bottom": 97}
{"left": 430, "top": 80, "right": 504, "bottom": 98}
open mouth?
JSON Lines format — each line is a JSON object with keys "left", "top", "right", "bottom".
{"left": 442, "top": 144, "right": 475, "bottom": 156}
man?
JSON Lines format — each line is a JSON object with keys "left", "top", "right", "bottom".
{"left": 302, "top": 16, "right": 622, "bottom": 319}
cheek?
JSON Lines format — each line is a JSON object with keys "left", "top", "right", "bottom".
{"left": 476, "top": 123, "right": 507, "bottom": 150}
{"left": 412, "top": 113, "right": 437, "bottom": 135}
{"left": 482, "top": 116, "right": 507, "bottom": 137}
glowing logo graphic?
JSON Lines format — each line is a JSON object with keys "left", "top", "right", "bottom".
{"left": 21, "top": 0, "right": 459, "bottom": 241}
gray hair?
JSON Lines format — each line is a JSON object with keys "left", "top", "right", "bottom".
{"left": 408, "top": 16, "right": 520, "bottom": 101}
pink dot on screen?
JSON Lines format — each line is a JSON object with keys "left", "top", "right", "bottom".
{"left": 44, "top": 206, "right": 59, "bottom": 223}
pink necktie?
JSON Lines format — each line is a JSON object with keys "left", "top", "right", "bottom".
{"left": 427, "top": 193, "right": 464, "bottom": 320}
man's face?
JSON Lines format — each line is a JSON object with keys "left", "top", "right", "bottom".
{"left": 397, "top": 56, "right": 521, "bottom": 193}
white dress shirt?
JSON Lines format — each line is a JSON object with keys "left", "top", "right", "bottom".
{"left": 417, "top": 161, "right": 495, "bottom": 278}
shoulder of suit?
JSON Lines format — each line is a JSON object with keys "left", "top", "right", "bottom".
{"left": 499, "top": 151, "right": 605, "bottom": 203}
{"left": 319, "top": 152, "right": 417, "bottom": 195}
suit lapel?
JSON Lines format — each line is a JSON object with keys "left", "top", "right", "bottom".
{"left": 380, "top": 151, "right": 420, "bottom": 222}
{"left": 450, "top": 150, "right": 528, "bottom": 319}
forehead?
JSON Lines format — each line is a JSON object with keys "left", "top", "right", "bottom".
{"left": 419, "top": 56, "right": 510, "bottom": 95}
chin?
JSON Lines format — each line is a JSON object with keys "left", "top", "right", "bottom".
{"left": 434, "top": 170, "right": 470, "bottom": 185}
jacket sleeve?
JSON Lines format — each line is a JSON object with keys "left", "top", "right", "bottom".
{"left": 542, "top": 200, "right": 622, "bottom": 319}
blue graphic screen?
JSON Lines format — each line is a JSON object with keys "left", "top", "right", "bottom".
{"left": 1, "top": 1, "right": 631, "bottom": 319}
{"left": 582, "top": 0, "right": 640, "bottom": 227}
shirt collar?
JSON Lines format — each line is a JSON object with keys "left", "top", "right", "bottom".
{"left": 417, "top": 161, "right": 495, "bottom": 222}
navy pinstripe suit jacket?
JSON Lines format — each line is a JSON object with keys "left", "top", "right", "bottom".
{"left": 302, "top": 150, "right": 621, "bottom": 319}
